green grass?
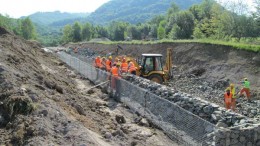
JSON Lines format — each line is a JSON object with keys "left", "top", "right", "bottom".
{"left": 90, "top": 39, "right": 260, "bottom": 52}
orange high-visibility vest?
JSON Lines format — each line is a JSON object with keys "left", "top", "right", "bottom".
{"left": 128, "top": 62, "right": 136, "bottom": 73}
{"left": 106, "top": 60, "right": 112, "bottom": 71}
{"left": 121, "top": 62, "right": 128, "bottom": 73}
{"left": 224, "top": 93, "right": 232, "bottom": 104}
{"left": 111, "top": 66, "right": 119, "bottom": 77}
{"left": 95, "top": 57, "right": 101, "bottom": 68}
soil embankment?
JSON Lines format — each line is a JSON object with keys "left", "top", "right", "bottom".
{"left": 0, "top": 28, "right": 176, "bottom": 145}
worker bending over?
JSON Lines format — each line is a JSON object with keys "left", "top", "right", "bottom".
{"left": 224, "top": 88, "right": 232, "bottom": 110}
{"left": 239, "top": 78, "right": 250, "bottom": 101}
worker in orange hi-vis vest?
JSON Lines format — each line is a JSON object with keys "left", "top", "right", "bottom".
{"left": 120, "top": 58, "right": 128, "bottom": 73}
{"left": 110, "top": 63, "right": 121, "bottom": 90}
{"left": 94, "top": 56, "right": 101, "bottom": 68}
{"left": 127, "top": 59, "right": 136, "bottom": 75}
{"left": 224, "top": 88, "right": 232, "bottom": 110}
{"left": 106, "top": 56, "right": 112, "bottom": 72}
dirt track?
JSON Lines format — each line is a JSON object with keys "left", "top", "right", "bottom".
{"left": 0, "top": 28, "right": 177, "bottom": 145}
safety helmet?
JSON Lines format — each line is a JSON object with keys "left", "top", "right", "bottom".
{"left": 109, "top": 56, "right": 112, "bottom": 59}
{"left": 97, "top": 56, "right": 100, "bottom": 58}
{"left": 116, "top": 63, "right": 120, "bottom": 66}
{"left": 230, "top": 83, "right": 234, "bottom": 87}
{"left": 244, "top": 78, "right": 248, "bottom": 81}
{"left": 226, "top": 87, "right": 230, "bottom": 91}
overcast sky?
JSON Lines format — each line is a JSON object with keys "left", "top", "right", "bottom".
{"left": 0, "top": 0, "right": 110, "bottom": 18}
{"left": 0, "top": 0, "right": 255, "bottom": 18}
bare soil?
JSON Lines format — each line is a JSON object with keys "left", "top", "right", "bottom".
{"left": 0, "top": 28, "right": 177, "bottom": 145}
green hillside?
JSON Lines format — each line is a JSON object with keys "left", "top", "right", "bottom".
{"left": 87, "top": 0, "right": 202, "bottom": 24}
{"left": 24, "top": 11, "right": 89, "bottom": 25}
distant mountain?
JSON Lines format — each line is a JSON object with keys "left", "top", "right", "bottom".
{"left": 23, "top": 11, "right": 89, "bottom": 25}
{"left": 87, "top": 0, "right": 203, "bottom": 24}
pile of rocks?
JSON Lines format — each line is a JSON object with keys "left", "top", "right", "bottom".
{"left": 124, "top": 75, "right": 258, "bottom": 127}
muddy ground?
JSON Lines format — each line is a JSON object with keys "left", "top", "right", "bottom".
{"left": 0, "top": 28, "right": 177, "bottom": 145}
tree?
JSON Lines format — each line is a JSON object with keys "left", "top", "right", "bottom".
{"left": 21, "top": 17, "right": 36, "bottom": 40}
{"left": 81, "top": 22, "right": 92, "bottom": 41}
{"left": 62, "top": 24, "right": 73, "bottom": 43}
{"left": 108, "top": 21, "right": 128, "bottom": 41}
{"left": 72, "top": 21, "right": 82, "bottom": 42}
{"left": 167, "top": 11, "right": 194, "bottom": 39}
{"left": 127, "top": 25, "right": 141, "bottom": 40}
{"left": 157, "top": 20, "right": 166, "bottom": 39}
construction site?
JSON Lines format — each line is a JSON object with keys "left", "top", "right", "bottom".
{"left": 0, "top": 27, "right": 260, "bottom": 146}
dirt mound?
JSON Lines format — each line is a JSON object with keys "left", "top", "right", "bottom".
{"left": 0, "top": 28, "right": 175, "bottom": 145}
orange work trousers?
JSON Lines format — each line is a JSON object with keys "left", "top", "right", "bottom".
{"left": 240, "top": 88, "right": 250, "bottom": 99}
{"left": 225, "top": 102, "right": 231, "bottom": 110}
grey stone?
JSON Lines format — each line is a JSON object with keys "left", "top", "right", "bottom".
{"left": 40, "top": 110, "right": 48, "bottom": 117}
{"left": 239, "top": 136, "right": 246, "bottom": 142}
{"left": 139, "top": 118, "right": 150, "bottom": 127}
{"left": 230, "top": 138, "right": 239, "bottom": 145}
{"left": 246, "top": 142, "right": 253, "bottom": 146}
{"left": 216, "top": 122, "right": 228, "bottom": 128}
{"left": 74, "top": 104, "right": 86, "bottom": 116}
{"left": 211, "top": 114, "right": 221, "bottom": 121}
{"left": 104, "top": 132, "right": 112, "bottom": 139}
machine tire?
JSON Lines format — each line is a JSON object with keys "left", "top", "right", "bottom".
{"left": 149, "top": 74, "right": 163, "bottom": 84}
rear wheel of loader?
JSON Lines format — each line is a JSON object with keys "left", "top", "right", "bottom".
{"left": 149, "top": 74, "right": 163, "bottom": 84}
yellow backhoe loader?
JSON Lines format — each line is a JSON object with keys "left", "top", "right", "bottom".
{"left": 118, "top": 47, "right": 173, "bottom": 84}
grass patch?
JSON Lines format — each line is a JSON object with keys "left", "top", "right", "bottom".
{"left": 90, "top": 39, "right": 260, "bottom": 52}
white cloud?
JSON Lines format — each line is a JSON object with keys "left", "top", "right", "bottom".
{"left": 0, "top": 0, "right": 110, "bottom": 18}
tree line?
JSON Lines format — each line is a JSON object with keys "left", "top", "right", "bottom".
{"left": 61, "top": 0, "right": 259, "bottom": 43}
{"left": 0, "top": 15, "right": 36, "bottom": 40}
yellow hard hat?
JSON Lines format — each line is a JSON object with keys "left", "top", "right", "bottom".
{"left": 116, "top": 63, "right": 120, "bottom": 66}
{"left": 226, "top": 87, "right": 231, "bottom": 91}
{"left": 109, "top": 56, "right": 112, "bottom": 59}
{"left": 230, "top": 83, "right": 234, "bottom": 87}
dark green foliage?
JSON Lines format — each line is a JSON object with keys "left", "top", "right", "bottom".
{"left": 87, "top": 0, "right": 202, "bottom": 24}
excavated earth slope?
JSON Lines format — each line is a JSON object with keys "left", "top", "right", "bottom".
{"left": 0, "top": 28, "right": 176, "bottom": 145}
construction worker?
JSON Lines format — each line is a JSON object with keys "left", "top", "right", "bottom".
{"left": 239, "top": 78, "right": 250, "bottom": 101}
{"left": 230, "top": 83, "right": 236, "bottom": 111}
{"left": 100, "top": 57, "right": 106, "bottom": 70}
{"left": 110, "top": 63, "right": 121, "bottom": 90}
{"left": 120, "top": 58, "right": 128, "bottom": 73}
{"left": 224, "top": 88, "right": 232, "bottom": 110}
{"left": 127, "top": 59, "right": 136, "bottom": 75}
{"left": 94, "top": 56, "right": 101, "bottom": 68}
{"left": 106, "top": 56, "right": 112, "bottom": 72}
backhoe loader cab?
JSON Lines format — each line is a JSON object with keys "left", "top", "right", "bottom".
{"left": 139, "top": 54, "right": 165, "bottom": 83}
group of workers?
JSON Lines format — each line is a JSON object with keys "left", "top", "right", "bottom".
{"left": 224, "top": 78, "right": 251, "bottom": 111}
{"left": 94, "top": 55, "right": 137, "bottom": 76}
